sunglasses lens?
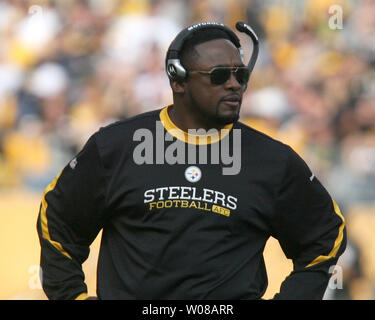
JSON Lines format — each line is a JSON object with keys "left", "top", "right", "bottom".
{"left": 210, "top": 68, "right": 249, "bottom": 85}
{"left": 236, "top": 68, "right": 250, "bottom": 85}
{"left": 210, "top": 68, "right": 231, "bottom": 85}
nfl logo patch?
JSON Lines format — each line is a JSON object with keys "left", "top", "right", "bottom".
{"left": 69, "top": 157, "right": 77, "bottom": 169}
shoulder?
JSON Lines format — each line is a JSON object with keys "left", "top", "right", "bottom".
{"left": 93, "top": 108, "right": 162, "bottom": 146}
{"left": 90, "top": 108, "right": 162, "bottom": 163}
{"left": 98, "top": 109, "right": 161, "bottom": 137}
{"left": 235, "top": 120, "right": 315, "bottom": 190}
{"left": 238, "top": 121, "right": 313, "bottom": 177}
{"left": 235, "top": 120, "right": 291, "bottom": 157}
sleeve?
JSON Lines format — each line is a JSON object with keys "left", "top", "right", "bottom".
{"left": 36, "top": 133, "right": 108, "bottom": 300}
{"left": 270, "top": 146, "right": 347, "bottom": 300}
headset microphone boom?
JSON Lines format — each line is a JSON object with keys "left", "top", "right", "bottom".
{"left": 235, "top": 21, "right": 259, "bottom": 77}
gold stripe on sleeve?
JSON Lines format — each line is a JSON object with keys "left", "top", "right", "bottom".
{"left": 40, "top": 170, "right": 72, "bottom": 260}
{"left": 305, "top": 199, "right": 345, "bottom": 268}
{"left": 75, "top": 292, "right": 89, "bottom": 300}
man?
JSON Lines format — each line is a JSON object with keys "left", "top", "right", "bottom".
{"left": 37, "top": 22, "right": 346, "bottom": 300}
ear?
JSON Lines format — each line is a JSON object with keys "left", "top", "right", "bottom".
{"left": 170, "top": 79, "right": 186, "bottom": 94}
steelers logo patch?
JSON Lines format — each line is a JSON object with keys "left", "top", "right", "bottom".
{"left": 184, "top": 166, "right": 202, "bottom": 183}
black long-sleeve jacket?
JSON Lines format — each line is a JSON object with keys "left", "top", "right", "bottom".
{"left": 37, "top": 105, "right": 346, "bottom": 300}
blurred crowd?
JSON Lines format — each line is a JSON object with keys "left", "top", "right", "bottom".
{"left": 0, "top": 0, "right": 374, "bottom": 299}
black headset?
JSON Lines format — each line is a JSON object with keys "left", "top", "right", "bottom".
{"left": 166, "top": 21, "right": 259, "bottom": 82}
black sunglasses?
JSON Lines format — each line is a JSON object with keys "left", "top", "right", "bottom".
{"left": 188, "top": 66, "right": 250, "bottom": 86}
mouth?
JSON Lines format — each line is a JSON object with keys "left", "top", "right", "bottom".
{"left": 220, "top": 95, "right": 241, "bottom": 108}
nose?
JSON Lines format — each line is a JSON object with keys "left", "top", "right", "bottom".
{"left": 224, "top": 71, "right": 242, "bottom": 90}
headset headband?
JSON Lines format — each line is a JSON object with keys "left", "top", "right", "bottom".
{"left": 167, "top": 22, "right": 241, "bottom": 60}
{"left": 166, "top": 21, "right": 259, "bottom": 82}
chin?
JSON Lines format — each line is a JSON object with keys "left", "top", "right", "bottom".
{"left": 216, "top": 113, "right": 240, "bottom": 125}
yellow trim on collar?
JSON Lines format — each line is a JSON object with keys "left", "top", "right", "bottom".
{"left": 159, "top": 105, "right": 233, "bottom": 145}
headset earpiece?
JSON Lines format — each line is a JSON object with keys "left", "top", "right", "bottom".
{"left": 166, "top": 58, "right": 186, "bottom": 80}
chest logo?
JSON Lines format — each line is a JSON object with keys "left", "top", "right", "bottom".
{"left": 184, "top": 166, "right": 202, "bottom": 183}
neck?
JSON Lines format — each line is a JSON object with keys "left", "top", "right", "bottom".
{"left": 168, "top": 102, "right": 229, "bottom": 132}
